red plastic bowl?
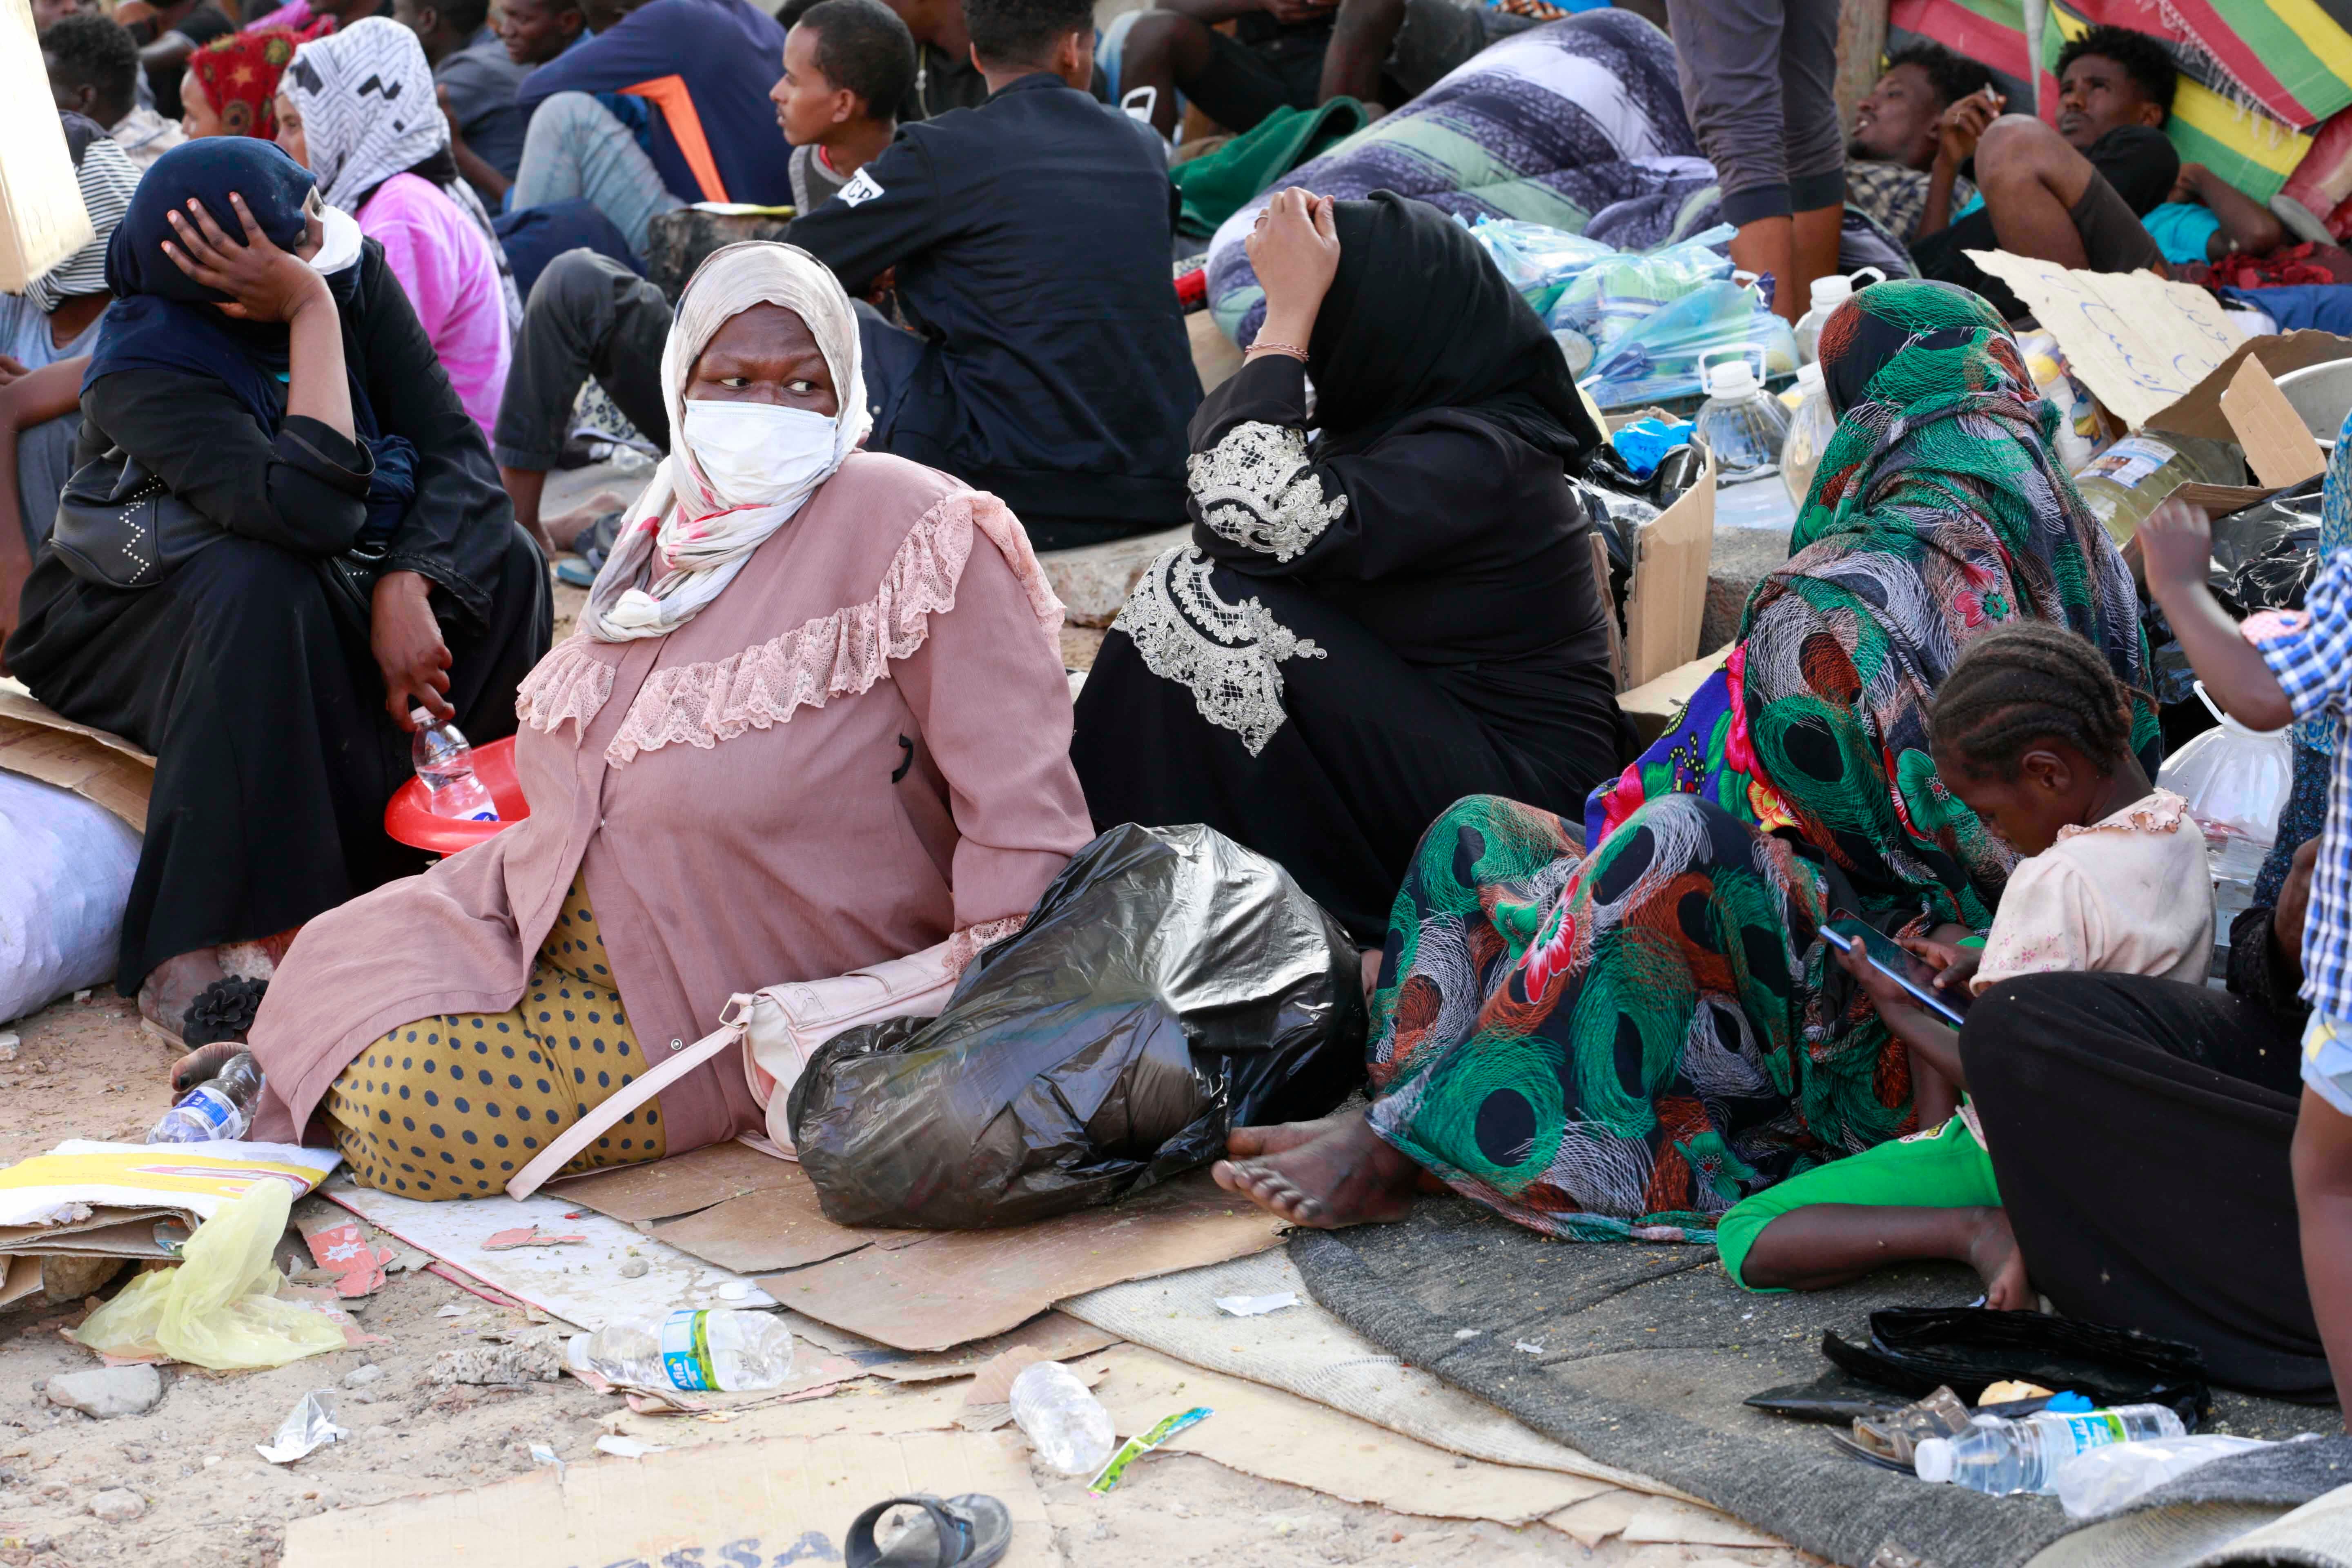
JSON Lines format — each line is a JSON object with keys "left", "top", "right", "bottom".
{"left": 383, "top": 733, "right": 528, "bottom": 854}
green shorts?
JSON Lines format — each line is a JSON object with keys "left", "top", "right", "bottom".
{"left": 1715, "top": 1114, "right": 2001, "bottom": 1291}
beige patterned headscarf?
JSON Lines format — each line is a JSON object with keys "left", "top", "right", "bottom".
{"left": 585, "top": 242, "right": 871, "bottom": 643}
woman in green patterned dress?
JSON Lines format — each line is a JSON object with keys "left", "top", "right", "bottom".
{"left": 1214, "top": 279, "right": 2159, "bottom": 1239}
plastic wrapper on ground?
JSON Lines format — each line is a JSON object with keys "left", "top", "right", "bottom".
{"left": 71, "top": 1180, "right": 347, "bottom": 1370}
{"left": 256, "top": 1390, "right": 349, "bottom": 1463}
{"left": 790, "top": 823, "right": 1369, "bottom": 1230}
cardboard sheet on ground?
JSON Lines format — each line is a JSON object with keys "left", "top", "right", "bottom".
{"left": 282, "top": 1430, "right": 1061, "bottom": 1568}
{"left": 1092, "top": 1343, "right": 1616, "bottom": 1526}
{"left": 784, "top": 1308, "right": 1120, "bottom": 1382}
{"left": 557, "top": 1145, "right": 1286, "bottom": 1352}
{"left": 1965, "top": 253, "right": 2242, "bottom": 430}
{"left": 0, "top": 1140, "right": 339, "bottom": 1264}
{"left": 0, "top": 691, "right": 153, "bottom": 831}
{"left": 1059, "top": 1250, "right": 1686, "bottom": 1498}
{"left": 325, "top": 1177, "right": 775, "bottom": 1331}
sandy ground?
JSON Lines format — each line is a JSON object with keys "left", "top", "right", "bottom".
{"left": 0, "top": 981, "right": 1815, "bottom": 1568}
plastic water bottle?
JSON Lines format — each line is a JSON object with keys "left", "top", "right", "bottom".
{"left": 412, "top": 714, "right": 499, "bottom": 822}
{"left": 1792, "top": 267, "right": 1885, "bottom": 363}
{"left": 565, "top": 1309, "right": 793, "bottom": 1392}
{"left": 1913, "top": 1405, "right": 2187, "bottom": 1495}
{"left": 1009, "top": 1360, "right": 1116, "bottom": 1476}
{"left": 1780, "top": 361, "right": 1835, "bottom": 508}
{"left": 147, "top": 1050, "right": 264, "bottom": 1143}
{"left": 1692, "top": 349, "right": 1791, "bottom": 484}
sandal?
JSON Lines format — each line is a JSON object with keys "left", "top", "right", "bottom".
{"left": 844, "top": 1493, "right": 1011, "bottom": 1568}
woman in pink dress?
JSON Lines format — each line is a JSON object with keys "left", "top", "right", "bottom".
{"left": 244, "top": 241, "right": 1092, "bottom": 1195}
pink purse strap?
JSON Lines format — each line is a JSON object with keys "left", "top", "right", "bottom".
{"left": 503, "top": 997, "right": 754, "bottom": 1200}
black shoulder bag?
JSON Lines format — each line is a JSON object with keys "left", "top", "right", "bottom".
{"left": 48, "top": 445, "right": 223, "bottom": 590}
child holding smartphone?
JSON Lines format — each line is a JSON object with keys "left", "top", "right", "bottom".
{"left": 1715, "top": 621, "right": 2210, "bottom": 1305}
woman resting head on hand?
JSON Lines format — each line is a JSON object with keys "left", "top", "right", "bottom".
{"left": 6, "top": 134, "right": 548, "bottom": 1050}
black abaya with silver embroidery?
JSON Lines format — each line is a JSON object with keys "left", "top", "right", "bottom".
{"left": 1070, "top": 194, "right": 1626, "bottom": 940}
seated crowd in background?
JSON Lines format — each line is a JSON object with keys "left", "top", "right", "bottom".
{"left": 498, "top": 0, "right": 1197, "bottom": 554}
{"left": 0, "top": 0, "right": 2346, "bottom": 1427}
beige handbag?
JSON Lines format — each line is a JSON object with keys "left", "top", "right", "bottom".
{"left": 504, "top": 942, "right": 959, "bottom": 1199}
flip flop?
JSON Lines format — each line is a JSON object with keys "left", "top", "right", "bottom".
{"left": 844, "top": 1493, "right": 1011, "bottom": 1568}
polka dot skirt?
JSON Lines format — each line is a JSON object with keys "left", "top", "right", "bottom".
{"left": 325, "top": 873, "right": 666, "bottom": 1200}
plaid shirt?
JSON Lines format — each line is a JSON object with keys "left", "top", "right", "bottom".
{"left": 1843, "top": 158, "right": 1978, "bottom": 245}
{"left": 2249, "top": 551, "right": 2352, "bottom": 1019}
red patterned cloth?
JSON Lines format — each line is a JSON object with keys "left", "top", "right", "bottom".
{"left": 2176, "top": 240, "right": 2352, "bottom": 291}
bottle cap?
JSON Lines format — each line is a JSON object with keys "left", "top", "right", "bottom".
{"left": 1809, "top": 266, "right": 1884, "bottom": 311}
{"left": 1704, "top": 356, "right": 1760, "bottom": 399}
{"left": 1913, "top": 1438, "right": 1955, "bottom": 1483}
{"left": 1795, "top": 362, "right": 1824, "bottom": 393}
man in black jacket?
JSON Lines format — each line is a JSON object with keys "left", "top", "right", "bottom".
{"left": 787, "top": 0, "right": 1199, "bottom": 549}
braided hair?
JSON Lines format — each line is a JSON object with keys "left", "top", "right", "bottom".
{"left": 1931, "top": 621, "right": 2137, "bottom": 775}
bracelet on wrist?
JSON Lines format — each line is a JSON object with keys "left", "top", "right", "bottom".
{"left": 1245, "top": 338, "right": 1309, "bottom": 361}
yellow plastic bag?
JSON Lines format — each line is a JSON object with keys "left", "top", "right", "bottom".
{"left": 73, "top": 1180, "right": 346, "bottom": 1370}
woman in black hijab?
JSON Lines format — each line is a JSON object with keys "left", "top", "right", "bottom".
{"left": 1072, "top": 188, "right": 1627, "bottom": 940}
{"left": 4, "top": 138, "right": 548, "bottom": 1041}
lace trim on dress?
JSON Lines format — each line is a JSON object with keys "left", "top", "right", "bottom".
{"left": 1113, "top": 546, "right": 1327, "bottom": 757}
{"left": 947, "top": 913, "right": 1027, "bottom": 974}
{"left": 515, "top": 491, "right": 1066, "bottom": 765}
{"left": 604, "top": 505, "right": 970, "bottom": 765}
{"left": 514, "top": 634, "right": 617, "bottom": 735}
{"left": 2052, "top": 788, "right": 2191, "bottom": 844}
{"left": 1187, "top": 421, "right": 1348, "bottom": 564}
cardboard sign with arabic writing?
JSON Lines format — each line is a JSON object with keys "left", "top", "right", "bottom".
{"left": 1965, "top": 252, "right": 2241, "bottom": 430}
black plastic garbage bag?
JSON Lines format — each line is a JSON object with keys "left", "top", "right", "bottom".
{"left": 1822, "top": 1307, "right": 2211, "bottom": 1425}
{"left": 788, "top": 823, "right": 1369, "bottom": 1229}
{"left": 2144, "top": 476, "right": 2324, "bottom": 721}
{"left": 2208, "top": 475, "right": 2324, "bottom": 619}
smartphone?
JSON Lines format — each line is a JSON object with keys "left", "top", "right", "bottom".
{"left": 1822, "top": 917, "right": 1968, "bottom": 1029}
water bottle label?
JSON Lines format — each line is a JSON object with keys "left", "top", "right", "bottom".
{"left": 2059, "top": 1412, "right": 2128, "bottom": 1454}
{"left": 177, "top": 1087, "right": 236, "bottom": 1133}
{"left": 659, "top": 1310, "right": 717, "bottom": 1391}
{"left": 459, "top": 805, "right": 499, "bottom": 822}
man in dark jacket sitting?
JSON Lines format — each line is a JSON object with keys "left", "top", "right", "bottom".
{"left": 788, "top": 0, "right": 1199, "bottom": 549}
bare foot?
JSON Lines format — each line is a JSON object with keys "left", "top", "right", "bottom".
{"left": 1213, "top": 1113, "right": 1418, "bottom": 1228}
{"left": 1966, "top": 1207, "right": 2032, "bottom": 1310}
{"left": 1224, "top": 1113, "right": 1354, "bottom": 1161}
{"left": 544, "top": 490, "right": 628, "bottom": 553}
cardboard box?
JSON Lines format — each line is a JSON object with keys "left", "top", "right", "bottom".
{"left": 2139, "top": 332, "right": 2352, "bottom": 514}
{"left": 0, "top": 0, "right": 94, "bottom": 292}
{"left": 1621, "top": 444, "right": 1718, "bottom": 690}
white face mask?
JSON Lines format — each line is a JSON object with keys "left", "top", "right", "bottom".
{"left": 305, "top": 205, "right": 363, "bottom": 278}
{"left": 682, "top": 399, "right": 840, "bottom": 508}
